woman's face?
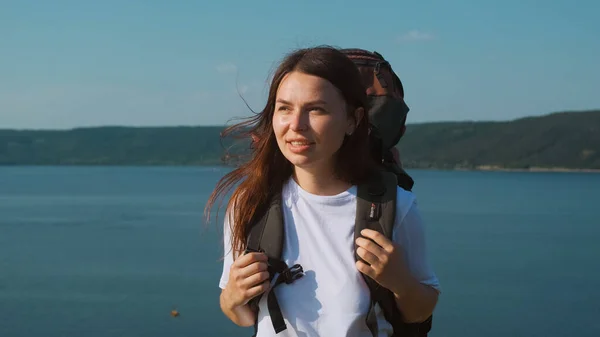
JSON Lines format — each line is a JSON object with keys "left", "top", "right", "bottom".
{"left": 272, "top": 71, "right": 357, "bottom": 174}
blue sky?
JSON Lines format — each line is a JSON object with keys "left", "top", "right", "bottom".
{"left": 1, "top": 0, "right": 599, "bottom": 129}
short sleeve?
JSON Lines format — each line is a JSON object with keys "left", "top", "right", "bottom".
{"left": 218, "top": 211, "right": 235, "bottom": 290}
{"left": 392, "top": 191, "right": 441, "bottom": 292}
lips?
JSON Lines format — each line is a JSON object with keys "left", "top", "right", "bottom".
{"left": 286, "top": 139, "right": 314, "bottom": 145}
{"left": 285, "top": 138, "right": 315, "bottom": 154}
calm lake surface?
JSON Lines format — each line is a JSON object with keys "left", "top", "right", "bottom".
{"left": 1, "top": 166, "right": 599, "bottom": 337}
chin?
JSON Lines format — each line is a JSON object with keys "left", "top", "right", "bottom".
{"left": 283, "top": 153, "right": 332, "bottom": 174}
{"left": 283, "top": 153, "right": 312, "bottom": 167}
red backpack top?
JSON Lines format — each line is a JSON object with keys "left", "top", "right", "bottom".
{"left": 341, "top": 48, "right": 414, "bottom": 190}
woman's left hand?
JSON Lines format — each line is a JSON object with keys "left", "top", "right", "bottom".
{"left": 355, "top": 229, "right": 408, "bottom": 296}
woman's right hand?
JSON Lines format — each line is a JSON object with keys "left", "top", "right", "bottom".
{"left": 223, "top": 252, "right": 271, "bottom": 308}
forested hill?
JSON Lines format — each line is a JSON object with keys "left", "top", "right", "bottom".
{"left": 1, "top": 110, "right": 599, "bottom": 170}
{"left": 397, "top": 109, "right": 600, "bottom": 170}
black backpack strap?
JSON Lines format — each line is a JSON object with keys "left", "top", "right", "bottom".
{"left": 246, "top": 193, "right": 285, "bottom": 260}
{"left": 355, "top": 170, "right": 432, "bottom": 336}
{"left": 245, "top": 193, "right": 304, "bottom": 336}
{"left": 355, "top": 170, "right": 398, "bottom": 336}
{"left": 381, "top": 153, "right": 414, "bottom": 192}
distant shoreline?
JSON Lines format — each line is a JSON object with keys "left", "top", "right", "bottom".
{"left": 469, "top": 165, "right": 600, "bottom": 173}
{"left": 2, "top": 109, "right": 598, "bottom": 171}
{"left": 1, "top": 163, "right": 599, "bottom": 173}
{"left": 412, "top": 165, "right": 600, "bottom": 173}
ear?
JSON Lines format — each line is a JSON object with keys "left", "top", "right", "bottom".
{"left": 347, "top": 107, "right": 364, "bottom": 135}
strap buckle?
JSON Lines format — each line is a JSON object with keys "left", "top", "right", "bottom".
{"left": 281, "top": 264, "right": 304, "bottom": 284}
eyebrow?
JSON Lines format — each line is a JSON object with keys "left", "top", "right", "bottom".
{"left": 276, "top": 99, "right": 328, "bottom": 106}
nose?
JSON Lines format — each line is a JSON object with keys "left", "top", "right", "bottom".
{"left": 288, "top": 111, "right": 308, "bottom": 132}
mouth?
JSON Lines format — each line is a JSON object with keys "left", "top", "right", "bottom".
{"left": 286, "top": 139, "right": 315, "bottom": 146}
{"left": 285, "top": 139, "right": 315, "bottom": 153}
{"left": 288, "top": 141, "right": 314, "bottom": 146}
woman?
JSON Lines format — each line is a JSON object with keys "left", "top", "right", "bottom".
{"left": 205, "top": 46, "right": 440, "bottom": 336}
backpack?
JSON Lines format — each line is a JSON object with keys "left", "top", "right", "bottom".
{"left": 341, "top": 48, "right": 414, "bottom": 191}
{"left": 243, "top": 49, "right": 432, "bottom": 337}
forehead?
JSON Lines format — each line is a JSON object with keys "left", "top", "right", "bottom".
{"left": 276, "top": 71, "right": 343, "bottom": 104}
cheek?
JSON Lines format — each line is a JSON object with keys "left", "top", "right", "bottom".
{"left": 272, "top": 115, "right": 285, "bottom": 137}
{"left": 317, "top": 119, "right": 347, "bottom": 145}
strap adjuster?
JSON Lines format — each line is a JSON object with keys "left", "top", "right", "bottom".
{"left": 281, "top": 264, "right": 304, "bottom": 284}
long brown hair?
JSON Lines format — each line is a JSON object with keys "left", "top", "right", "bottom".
{"left": 205, "top": 46, "right": 376, "bottom": 257}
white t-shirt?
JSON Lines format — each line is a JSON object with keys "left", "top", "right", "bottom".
{"left": 219, "top": 177, "right": 440, "bottom": 337}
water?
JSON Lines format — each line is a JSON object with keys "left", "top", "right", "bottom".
{"left": 1, "top": 166, "right": 599, "bottom": 337}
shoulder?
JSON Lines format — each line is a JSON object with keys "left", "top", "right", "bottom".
{"left": 390, "top": 186, "right": 428, "bottom": 246}
{"left": 393, "top": 186, "right": 418, "bottom": 225}
{"left": 391, "top": 186, "right": 441, "bottom": 291}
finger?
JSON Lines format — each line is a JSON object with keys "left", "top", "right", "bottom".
{"left": 360, "top": 229, "right": 395, "bottom": 252}
{"left": 238, "top": 261, "right": 268, "bottom": 279}
{"left": 235, "top": 252, "right": 268, "bottom": 268}
{"left": 244, "top": 280, "right": 270, "bottom": 301}
{"left": 355, "top": 260, "right": 375, "bottom": 279}
{"left": 356, "top": 246, "right": 380, "bottom": 267}
{"left": 242, "top": 270, "right": 270, "bottom": 289}
{"left": 356, "top": 237, "right": 386, "bottom": 258}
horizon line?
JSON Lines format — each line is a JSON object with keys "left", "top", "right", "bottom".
{"left": 2, "top": 109, "right": 598, "bottom": 132}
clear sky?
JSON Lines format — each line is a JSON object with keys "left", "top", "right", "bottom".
{"left": 2, "top": 0, "right": 599, "bottom": 129}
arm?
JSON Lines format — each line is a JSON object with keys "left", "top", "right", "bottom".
{"left": 391, "top": 200, "right": 439, "bottom": 322}
{"left": 220, "top": 288, "right": 258, "bottom": 327}
{"left": 219, "top": 252, "right": 270, "bottom": 327}
{"left": 218, "top": 210, "right": 270, "bottom": 327}
{"left": 356, "top": 199, "right": 440, "bottom": 323}
{"left": 392, "top": 270, "right": 439, "bottom": 323}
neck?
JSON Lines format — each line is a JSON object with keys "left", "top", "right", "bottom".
{"left": 292, "top": 164, "right": 351, "bottom": 196}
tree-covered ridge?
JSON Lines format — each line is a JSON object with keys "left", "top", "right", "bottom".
{"left": 397, "top": 110, "right": 600, "bottom": 170}
{"left": 1, "top": 110, "right": 599, "bottom": 170}
{"left": 0, "top": 126, "right": 229, "bottom": 165}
